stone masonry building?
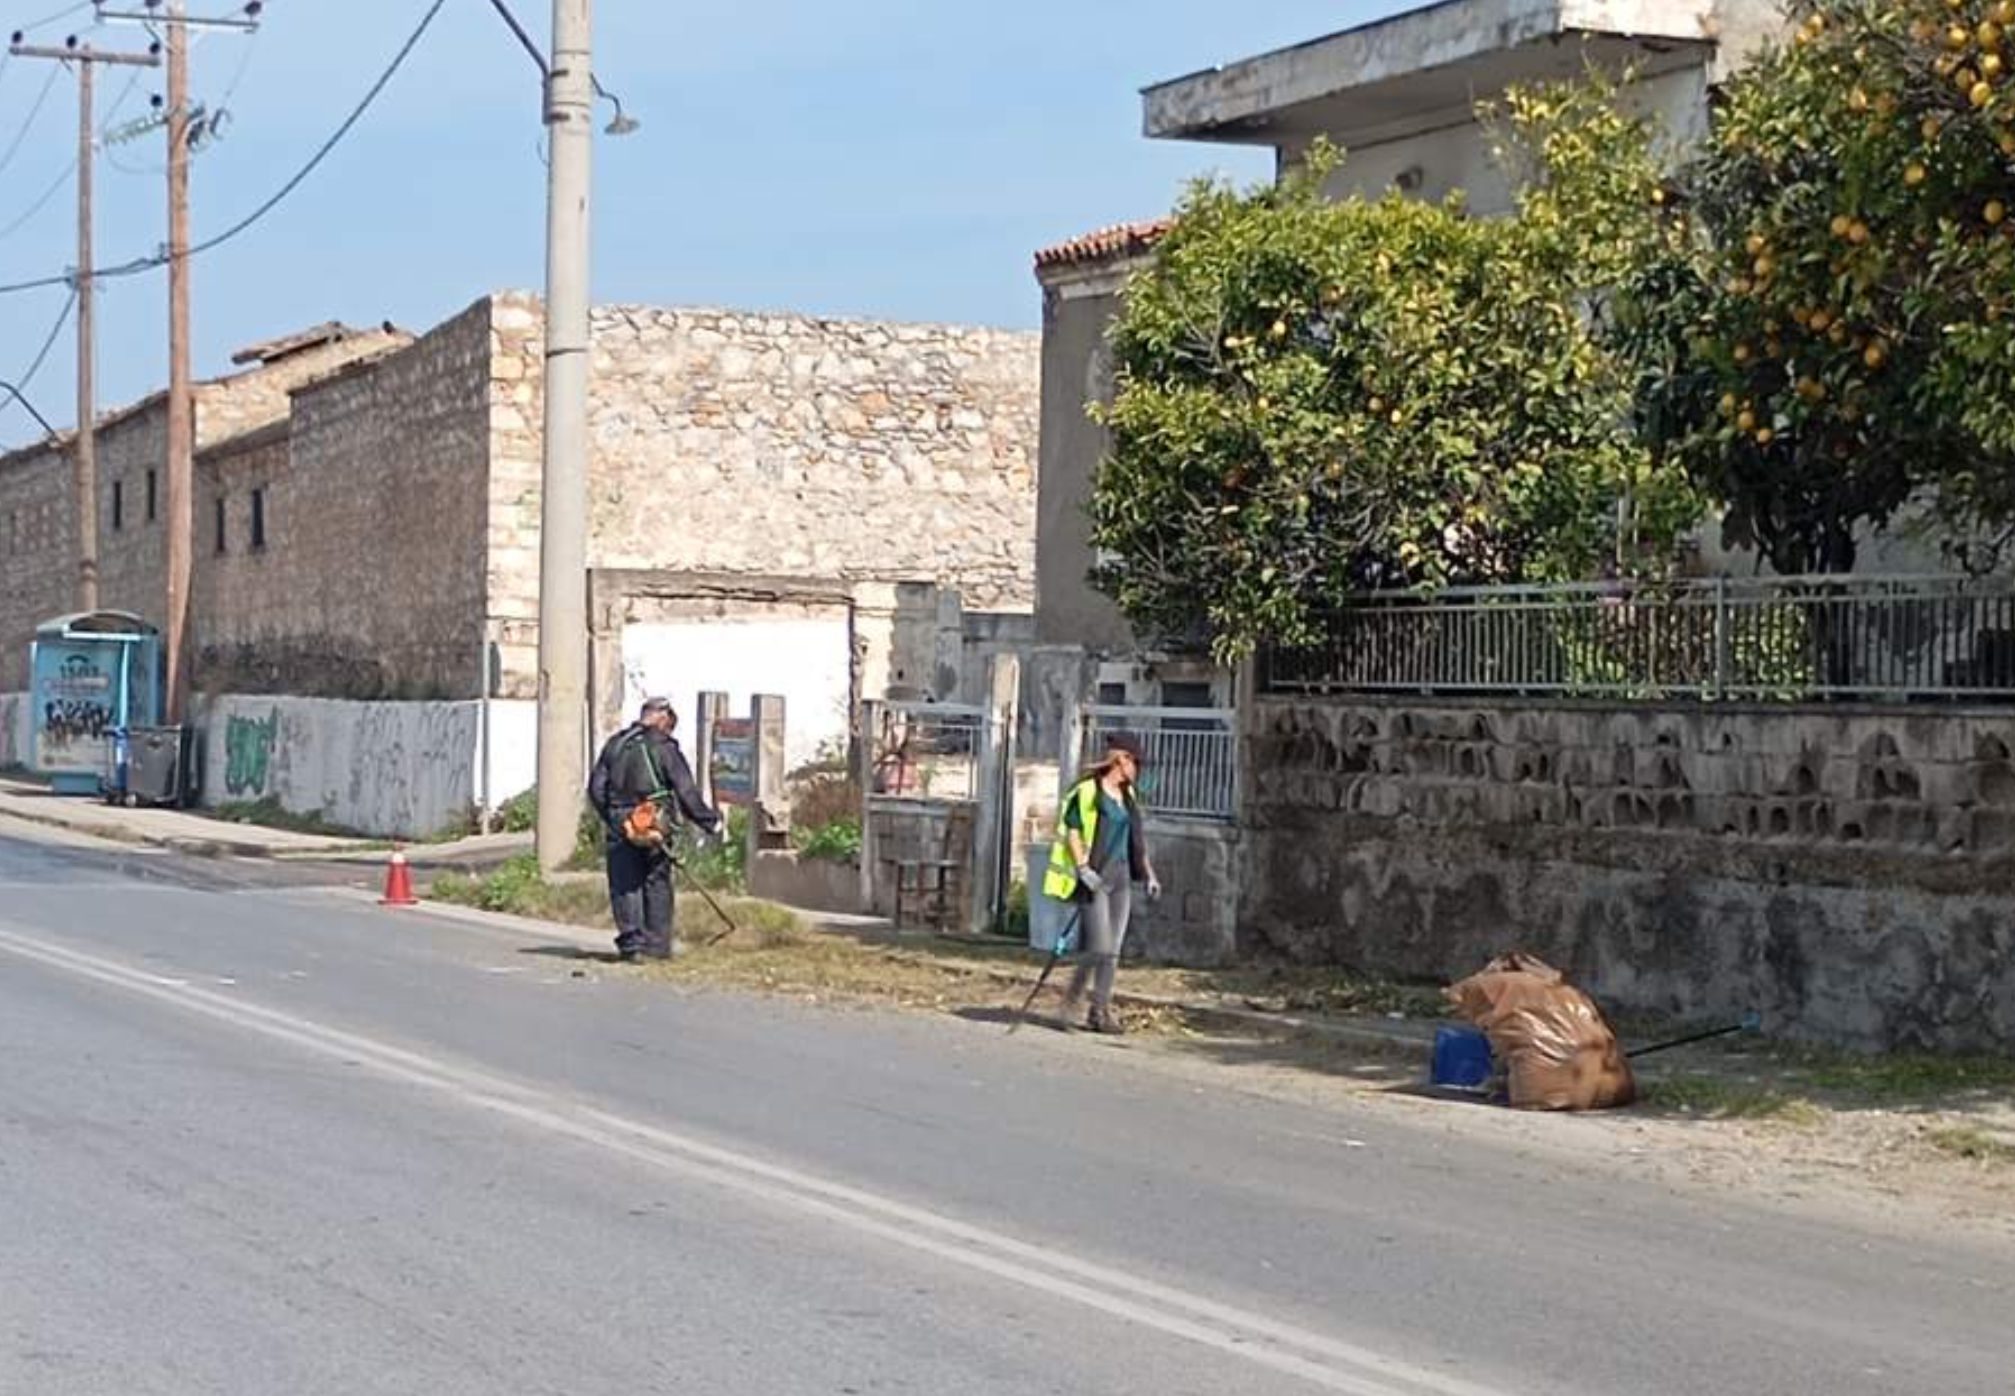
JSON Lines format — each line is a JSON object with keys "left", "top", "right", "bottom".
{"left": 2, "top": 292, "right": 1040, "bottom": 785}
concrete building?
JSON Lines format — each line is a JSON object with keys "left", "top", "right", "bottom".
{"left": 1034, "top": 0, "right": 1781, "bottom": 683}
{"left": 1, "top": 293, "right": 1041, "bottom": 830}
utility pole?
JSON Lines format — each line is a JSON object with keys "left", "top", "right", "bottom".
{"left": 80, "top": 4, "right": 257, "bottom": 718}
{"left": 163, "top": 0, "right": 193, "bottom": 722}
{"left": 534, "top": 0, "right": 594, "bottom": 872}
{"left": 7, "top": 35, "right": 162, "bottom": 613}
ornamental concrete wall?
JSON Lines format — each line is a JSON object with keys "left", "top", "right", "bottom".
{"left": 1243, "top": 697, "right": 2015, "bottom": 1051}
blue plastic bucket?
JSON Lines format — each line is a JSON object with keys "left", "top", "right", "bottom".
{"left": 1431, "top": 1026, "right": 1493, "bottom": 1089}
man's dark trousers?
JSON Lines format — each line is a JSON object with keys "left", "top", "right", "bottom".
{"left": 607, "top": 838, "right": 676, "bottom": 957}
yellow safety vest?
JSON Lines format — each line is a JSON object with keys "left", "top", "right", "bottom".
{"left": 1042, "top": 778, "right": 1102, "bottom": 901}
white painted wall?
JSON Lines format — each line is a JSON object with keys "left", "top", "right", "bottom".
{"left": 1308, "top": 66, "right": 1711, "bottom": 216}
{"left": 620, "top": 617, "right": 853, "bottom": 773}
{"left": 475, "top": 698, "right": 538, "bottom": 816}
{"left": 0, "top": 692, "right": 27, "bottom": 770}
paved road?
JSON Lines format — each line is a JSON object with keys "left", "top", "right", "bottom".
{"left": 2, "top": 819, "right": 2008, "bottom": 1395}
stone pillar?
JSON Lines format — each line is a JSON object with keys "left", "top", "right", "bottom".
{"left": 693, "top": 690, "right": 728, "bottom": 808}
{"left": 855, "top": 698, "right": 882, "bottom": 916}
{"left": 970, "top": 652, "right": 1020, "bottom": 936}
{"left": 749, "top": 694, "right": 789, "bottom": 869}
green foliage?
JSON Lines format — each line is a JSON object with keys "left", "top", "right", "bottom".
{"left": 1613, "top": 0, "right": 2015, "bottom": 572}
{"left": 793, "top": 816, "right": 862, "bottom": 864}
{"left": 676, "top": 807, "right": 748, "bottom": 892}
{"left": 1092, "top": 82, "right": 1700, "bottom": 662}
{"left": 432, "top": 854, "right": 548, "bottom": 914}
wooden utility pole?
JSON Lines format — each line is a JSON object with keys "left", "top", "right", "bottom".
{"left": 164, "top": 1, "right": 193, "bottom": 721}
{"left": 6, "top": 36, "right": 162, "bottom": 614}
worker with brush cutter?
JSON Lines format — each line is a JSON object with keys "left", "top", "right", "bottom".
{"left": 1040, "top": 731, "right": 1161, "bottom": 1033}
{"left": 588, "top": 697, "right": 722, "bottom": 962}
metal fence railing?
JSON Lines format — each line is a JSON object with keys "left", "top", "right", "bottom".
{"left": 869, "top": 702, "right": 985, "bottom": 801}
{"left": 1083, "top": 704, "right": 1237, "bottom": 821}
{"left": 1258, "top": 575, "right": 2015, "bottom": 703}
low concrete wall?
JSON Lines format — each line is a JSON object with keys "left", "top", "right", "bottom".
{"left": 197, "top": 695, "right": 489, "bottom": 839}
{"left": 1245, "top": 697, "right": 2015, "bottom": 1051}
{"left": 0, "top": 691, "right": 26, "bottom": 769}
{"left": 750, "top": 850, "right": 861, "bottom": 915}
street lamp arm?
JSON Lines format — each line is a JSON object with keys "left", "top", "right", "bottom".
{"left": 479, "top": 0, "right": 639, "bottom": 134}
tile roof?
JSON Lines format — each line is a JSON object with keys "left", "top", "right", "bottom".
{"left": 1033, "top": 218, "right": 1173, "bottom": 271}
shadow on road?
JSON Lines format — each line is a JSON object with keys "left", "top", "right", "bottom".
{"left": 518, "top": 944, "right": 627, "bottom": 965}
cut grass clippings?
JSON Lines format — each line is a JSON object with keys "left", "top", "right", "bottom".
{"left": 1925, "top": 1125, "right": 2015, "bottom": 1166}
{"left": 1647, "top": 1073, "right": 1829, "bottom": 1127}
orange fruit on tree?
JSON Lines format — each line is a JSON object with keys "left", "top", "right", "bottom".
{"left": 1905, "top": 162, "right": 1929, "bottom": 186}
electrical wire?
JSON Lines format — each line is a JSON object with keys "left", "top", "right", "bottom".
{"left": 0, "top": 0, "right": 449, "bottom": 297}
{"left": 98, "top": 62, "right": 163, "bottom": 176}
{"left": 16, "top": 2, "right": 95, "bottom": 33}
{"left": 0, "top": 64, "right": 62, "bottom": 179}
{"left": 12, "top": 284, "right": 77, "bottom": 394}
{"left": 0, "top": 158, "right": 75, "bottom": 240}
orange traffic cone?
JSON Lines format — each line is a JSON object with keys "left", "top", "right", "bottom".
{"left": 380, "top": 846, "right": 417, "bottom": 907}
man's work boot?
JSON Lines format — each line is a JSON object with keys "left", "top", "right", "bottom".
{"left": 1086, "top": 1005, "right": 1125, "bottom": 1036}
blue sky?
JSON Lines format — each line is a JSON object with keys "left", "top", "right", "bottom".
{"left": 0, "top": 0, "right": 1390, "bottom": 450}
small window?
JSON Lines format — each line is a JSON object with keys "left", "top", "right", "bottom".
{"left": 1160, "top": 680, "right": 1219, "bottom": 733}
{"left": 1096, "top": 682, "right": 1128, "bottom": 706}
{"left": 146, "top": 469, "right": 157, "bottom": 522}
{"left": 214, "top": 496, "right": 227, "bottom": 554}
{"left": 250, "top": 487, "right": 266, "bottom": 551}
{"left": 112, "top": 480, "right": 124, "bottom": 532}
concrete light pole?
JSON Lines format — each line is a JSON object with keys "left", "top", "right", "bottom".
{"left": 534, "top": 0, "right": 594, "bottom": 872}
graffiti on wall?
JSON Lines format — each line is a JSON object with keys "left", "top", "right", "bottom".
{"left": 39, "top": 654, "right": 113, "bottom": 752}
{"left": 224, "top": 707, "right": 279, "bottom": 796}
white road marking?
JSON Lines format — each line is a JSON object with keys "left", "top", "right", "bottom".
{"left": 0, "top": 922, "right": 1520, "bottom": 1396}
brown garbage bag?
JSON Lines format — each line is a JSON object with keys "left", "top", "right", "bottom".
{"left": 1444, "top": 953, "right": 1637, "bottom": 1111}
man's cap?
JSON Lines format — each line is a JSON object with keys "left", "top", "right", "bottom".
{"left": 640, "top": 696, "right": 673, "bottom": 716}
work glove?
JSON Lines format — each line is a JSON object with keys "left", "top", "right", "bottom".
{"left": 1075, "top": 863, "right": 1105, "bottom": 895}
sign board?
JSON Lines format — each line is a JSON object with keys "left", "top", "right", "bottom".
{"left": 711, "top": 717, "right": 754, "bottom": 807}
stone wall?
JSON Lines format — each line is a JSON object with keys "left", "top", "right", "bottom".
{"left": 0, "top": 449, "right": 72, "bottom": 691}
{"left": 196, "top": 694, "right": 482, "bottom": 838}
{"left": 1244, "top": 697, "right": 2015, "bottom": 1050}
{"left": 0, "top": 328, "right": 407, "bottom": 692}
{"left": 486, "top": 293, "right": 1040, "bottom": 694}
{"left": 196, "top": 309, "right": 492, "bottom": 699}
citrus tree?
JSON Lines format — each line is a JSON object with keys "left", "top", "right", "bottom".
{"left": 1617, "top": 0, "right": 2015, "bottom": 572}
{"left": 1091, "top": 89, "right": 1699, "bottom": 662}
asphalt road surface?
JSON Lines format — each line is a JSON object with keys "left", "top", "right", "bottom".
{"left": 1, "top": 818, "right": 2008, "bottom": 1395}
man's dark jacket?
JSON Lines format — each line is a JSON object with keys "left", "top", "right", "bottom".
{"left": 588, "top": 725, "right": 719, "bottom": 837}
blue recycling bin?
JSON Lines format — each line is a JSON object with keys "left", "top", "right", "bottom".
{"left": 1431, "top": 1026, "right": 1495, "bottom": 1090}
{"left": 28, "top": 611, "right": 163, "bottom": 797}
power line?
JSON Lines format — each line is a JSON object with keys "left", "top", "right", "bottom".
{"left": 0, "top": 64, "right": 62, "bottom": 178}
{"left": 0, "top": 0, "right": 448, "bottom": 298}
{"left": 185, "top": 0, "right": 446, "bottom": 262}
{"left": 0, "top": 157, "right": 75, "bottom": 239}
{"left": 10, "top": 284, "right": 77, "bottom": 397}
{"left": 17, "top": 2, "right": 96, "bottom": 33}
